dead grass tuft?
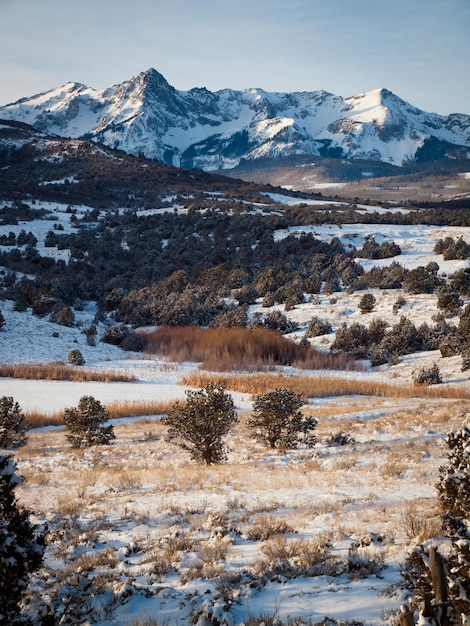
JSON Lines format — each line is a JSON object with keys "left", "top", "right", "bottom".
{"left": 253, "top": 534, "right": 338, "bottom": 578}
{"left": 400, "top": 501, "right": 442, "bottom": 542}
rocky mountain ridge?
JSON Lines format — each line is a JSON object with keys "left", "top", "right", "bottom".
{"left": 1, "top": 68, "right": 469, "bottom": 171}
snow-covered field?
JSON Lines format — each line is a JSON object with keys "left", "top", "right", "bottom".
{"left": 1, "top": 199, "right": 470, "bottom": 624}
{"left": 12, "top": 375, "right": 468, "bottom": 625}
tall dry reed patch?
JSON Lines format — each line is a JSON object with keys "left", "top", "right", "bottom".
{"left": 142, "top": 326, "right": 357, "bottom": 372}
{"left": 24, "top": 399, "right": 174, "bottom": 430}
{"left": 181, "top": 372, "right": 470, "bottom": 400}
{"left": 0, "top": 362, "right": 136, "bottom": 382}
{"left": 24, "top": 409, "right": 63, "bottom": 428}
{"left": 105, "top": 399, "right": 174, "bottom": 419}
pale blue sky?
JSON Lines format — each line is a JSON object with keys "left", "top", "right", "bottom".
{"left": 1, "top": 0, "right": 468, "bottom": 114}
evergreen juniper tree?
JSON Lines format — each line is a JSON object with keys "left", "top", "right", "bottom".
{"left": 63, "top": 395, "right": 115, "bottom": 448}
{"left": 0, "top": 396, "right": 29, "bottom": 449}
{"left": 248, "top": 388, "right": 317, "bottom": 449}
{"left": 0, "top": 454, "right": 44, "bottom": 626}
{"left": 400, "top": 420, "right": 470, "bottom": 624}
{"left": 162, "top": 384, "right": 237, "bottom": 464}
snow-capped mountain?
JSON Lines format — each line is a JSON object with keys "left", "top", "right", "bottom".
{"left": 1, "top": 68, "right": 469, "bottom": 170}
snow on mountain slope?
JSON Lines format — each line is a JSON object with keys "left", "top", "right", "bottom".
{"left": 1, "top": 69, "right": 469, "bottom": 170}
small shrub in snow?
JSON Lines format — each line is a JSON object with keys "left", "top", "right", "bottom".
{"left": 412, "top": 363, "right": 442, "bottom": 386}
{"left": 261, "top": 292, "right": 275, "bottom": 307}
{"left": 325, "top": 431, "right": 355, "bottom": 447}
{"left": 331, "top": 322, "right": 369, "bottom": 359}
{"left": 0, "top": 396, "right": 29, "bottom": 449}
{"left": 439, "top": 326, "right": 466, "bottom": 357}
{"left": 263, "top": 310, "right": 298, "bottom": 334}
{"left": 162, "top": 384, "right": 237, "bottom": 464}
{"left": 234, "top": 284, "right": 258, "bottom": 306}
{"left": 367, "top": 317, "right": 388, "bottom": 344}
{"left": 437, "top": 283, "right": 462, "bottom": 316}
{"left": 83, "top": 323, "right": 97, "bottom": 346}
{"left": 380, "top": 316, "right": 423, "bottom": 356}
{"left": 459, "top": 303, "right": 470, "bottom": 339}
{"left": 101, "top": 323, "right": 130, "bottom": 346}
{"left": 305, "top": 316, "right": 332, "bottom": 337}
{"left": 63, "top": 395, "right": 115, "bottom": 448}
{"left": 358, "top": 292, "right": 376, "bottom": 314}
{"left": 67, "top": 349, "right": 85, "bottom": 366}
{"left": 346, "top": 544, "right": 385, "bottom": 580}
{"left": 403, "top": 265, "right": 440, "bottom": 294}
{"left": 392, "top": 295, "right": 407, "bottom": 314}
{"left": 248, "top": 388, "right": 317, "bottom": 449}
{"left": 49, "top": 306, "right": 75, "bottom": 327}
{"left": 0, "top": 310, "right": 4, "bottom": 330}
{"left": 209, "top": 306, "right": 248, "bottom": 329}
{"left": 368, "top": 344, "right": 392, "bottom": 367}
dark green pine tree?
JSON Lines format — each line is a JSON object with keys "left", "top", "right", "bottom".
{"left": 248, "top": 388, "right": 317, "bottom": 449}
{"left": 0, "top": 396, "right": 29, "bottom": 449}
{"left": 0, "top": 455, "right": 44, "bottom": 626}
{"left": 162, "top": 384, "right": 237, "bottom": 464}
{"left": 63, "top": 395, "right": 115, "bottom": 448}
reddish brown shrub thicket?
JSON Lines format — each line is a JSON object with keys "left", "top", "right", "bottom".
{"left": 141, "top": 326, "right": 356, "bottom": 372}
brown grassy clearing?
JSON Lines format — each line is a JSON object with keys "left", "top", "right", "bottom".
{"left": 0, "top": 362, "right": 136, "bottom": 383}
{"left": 181, "top": 371, "right": 470, "bottom": 400}
{"left": 141, "top": 326, "right": 356, "bottom": 372}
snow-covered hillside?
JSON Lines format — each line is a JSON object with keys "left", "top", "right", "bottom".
{"left": 1, "top": 196, "right": 470, "bottom": 405}
{"left": 1, "top": 191, "right": 470, "bottom": 624}
{"left": 1, "top": 68, "right": 469, "bottom": 169}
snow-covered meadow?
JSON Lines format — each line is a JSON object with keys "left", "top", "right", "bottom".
{"left": 1, "top": 196, "right": 470, "bottom": 624}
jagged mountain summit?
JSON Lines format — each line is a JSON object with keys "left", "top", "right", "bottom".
{"left": 1, "top": 68, "right": 469, "bottom": 171}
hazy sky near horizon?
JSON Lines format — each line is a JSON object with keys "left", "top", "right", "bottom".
{"left": 1, "top": 0, "right": 468, "bottom": 115}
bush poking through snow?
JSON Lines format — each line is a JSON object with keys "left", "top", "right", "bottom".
{"left": 0, "top": 396, "right": 29, "bottom": 449}
{"left": 162, "top": 384, "right": 237, "bottom": 464}
{"left": 67, "top": 349, "right": 85, "bottom": 366}
{"left": 412, "top": 363, "right": 442, "bottom": 386}
{"left": 305, "top": 316, "right": 332, "bottom": 337}
{"left": 247, "top": 388, "right": 317, "bottom": 449}
{"left": 63, "top": 395, "right": 115, "bottom": 448}
{"left": 358, "top": 292, "right": 376, "bottom": 314}
{"left": 0, "top": 454, "right": 44, "bottom": 625}
{"left": 49, "top": 306, "right": 75, "bottom": 327}
{"left": 325, "top": 432, "right": 355, "bottom": 447}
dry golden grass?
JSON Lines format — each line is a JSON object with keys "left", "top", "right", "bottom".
{"left": 0, "top": 362, "right": 136, "bottom": 382}
{"left": 24, "top": 399, "right": 174, "bottom": 429}
{"left": 181, "top": 371, "right": 470, "bottom": 400}
{"left": 399, "top": 501, "right": 443, "bottom": 543}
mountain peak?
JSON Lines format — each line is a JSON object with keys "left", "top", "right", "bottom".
{"left": 1, "top": 69, "right": 469, "bottom": 168}
{"left": 140, "top": 68, "right": 170, "bottom": 86}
